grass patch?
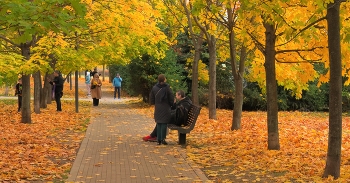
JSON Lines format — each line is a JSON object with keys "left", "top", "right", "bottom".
{"left": 0, "top": 99, "right": 17, "bottom": 105}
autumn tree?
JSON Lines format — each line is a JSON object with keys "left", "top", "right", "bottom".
{"left": 239, "top": 1, "right": 330, "bottom": 150}
{"left": 160, "top": 0, "right": 204, "bottom": 105}
{"left": 205, "top": 0, "right": 251, "bottom": 129}
{"left": 0, "top": 0, "right": 87, "bottom": 122}
{"left": 183, "top": 0, "right": 224, "bottom": 119}
{"left": 28, "top": 0, "right": 169, "bottom": 113}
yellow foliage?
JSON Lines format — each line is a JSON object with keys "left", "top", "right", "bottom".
{"left": 198, "top": 60, "right": 209, "bottom": 84}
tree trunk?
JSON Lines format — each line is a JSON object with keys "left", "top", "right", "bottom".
{"left": 323, "top": 1, "right": 342, "bottom": 179}
{"left": 40, "top": 73, "right": 50, "bottom": 108}
{"left": 231, "top": 45, "right": 247, "bottom": 130}
{"left": 75, "top": 70, "right": 79, "bottom": 113}
{"left": 264, "top": 22, "right": 280, "bottom": 150}
{"left": 182, "top": 0, "right": 202, "bottom": 106}
{"left": 33, "top": 71, "right": 41, "bottom": 114}
{"left": 46, "top": 55, "right": 56, "bottom": 104}
{"left": 191, "top": 38, "right": 202, "bottom": 106}
{"left": 208, "top": 36, "right": 217, "bottom": 120}
{"left": 47, "top": 74, "right": 53, "bottom": 103}
{"left": 70, "top": 73, "right": 73, "bottom": 90}
{"left": 4, "top": 86, "right": 9, "bottom": 96}
{"left": 102, "top": 65, "right": 105, "bottom": 82}
{"left": 20, "top": 43, "right": 31, "bottom": 123}
{"left": 21, "top": 74, "right": 31, "bottom": 123}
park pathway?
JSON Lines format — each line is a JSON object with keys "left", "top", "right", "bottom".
{"left": 66, "top": 82, "right": 209, "bottom": 183}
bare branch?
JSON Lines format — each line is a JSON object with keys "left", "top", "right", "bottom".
{"left": 161, "top": 0, "right": 187, "bottom": 29}
{"left": 277, "top": 16, "right": 327, "bottom": 47}
{"left": 276, "top": 58, "right": 323, "bottom": 63}
{"left": 276, "top": 46, "right": 324, "bottom": 54}
{"left": 0, "top": 34, "right": 20, "bottom": 47}
{"left": 243, "top": 29, "right": 265, "bottom": 55}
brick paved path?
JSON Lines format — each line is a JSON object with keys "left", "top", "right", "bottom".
{"left": 66, "top": 84, "right": 209, "bottom": 182}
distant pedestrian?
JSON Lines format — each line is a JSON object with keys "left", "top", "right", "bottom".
{"left": 85, "top": 71, "right": 91, "bottom": 96}
{"left": 91, "top": 73, "right": 102, "bottom": 106}
{"left": 90, "top": 68, "right": 100, "bottom": 77}
{"left": 149, "top": 74, "right": 174, "bottom": 145}
{"left": 112, "top": 73, "right": 122, "bottom": 99}
{"left": 49, "top": 71, "right": 64, "bottom": 111}
{"left": 15, "top": 78, "right": 22, "bottom": 112}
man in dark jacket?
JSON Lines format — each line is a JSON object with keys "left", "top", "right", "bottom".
{"left": 49, "top": 71, "right": 64, "bottom": 111}
{"left": 170, "top": 90, "right": 192, "bottom": 126}
{"left": 143, "top": 90, "right": 191, "bottom": 142}
{"left": 149, "top": 74, "right": 174, "bottom": 145}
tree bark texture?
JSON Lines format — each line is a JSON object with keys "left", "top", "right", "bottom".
{"left": 102, "top": 65, "right": 105, "bottom": 82}
{"left": 4, "top": 86, "right": 9, "bottom": 96}
{"left": 182, "top": 0, "right": 202, "bottom": 106}
{"left": 40, "top": 73, "right": 50, "bottom": 108}
{"left": 20, "top": 43, "right": 31, "bottom": 123}
{"left": 75, "top": 70, "right": 79, "bottom": 113}
{"left": 264, "top": 22, "right": 280, "bottom": 150}
{"left": 47, "top": 73, "right": 53, "bottom": 104}
{"left": 70, "top": 74, "right": 73, "bottom": 90}
{"left": 191, "top": 40, "right": 202, "bottom": 106}
{"left": 208, "top": 35, "right": 217, "bottom": 120}
{"left": 323, "top": 1, "right": 342, "bottom": 179}
{"left": 33, "top": 71, "right": 41, "bottom": 114}
{"left": 231, "top": 45, "right": 246, "bottom": 130}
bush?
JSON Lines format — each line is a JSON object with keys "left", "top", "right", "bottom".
{"left": 108, "top": 50, "right": 187, "bottom": 102}
{"left": 243, "top": 82, "right": 267, "bottom": 110}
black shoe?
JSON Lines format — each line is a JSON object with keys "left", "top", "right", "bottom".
{"left": 157, "top": 141, "right": 161, "bottom": 145}
{"left": 161, "top": 140, "right": 168, "bottom": 145}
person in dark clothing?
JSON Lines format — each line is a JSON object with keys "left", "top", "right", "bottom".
{"left": 143, "top": 90, "right": 192, "bottom": 142}
{"left": 49, "top": 71, "right": 64, "bottom": 111}
{"left": 170, "top": 90, "right": 192, "bottom": 126}
{"left": 90, "top": 68, "right": 101, "bottom": 77}
{"left": 15, "top": 78, "right": 22, "bottom": 112}
{"left": 149, "top": 74, "right": 174, "bottom": 145}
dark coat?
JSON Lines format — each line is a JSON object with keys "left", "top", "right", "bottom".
{"left": 49, "top": 75, "right": 64, "bottom": 97}
{"left": 171, "top": 97, "right": 192, "bottom": 126}
{"left": 15, "top": 83, "right": 22, "bottom": 96}
{"left": 149, "top": 83, "right": 174, "bottom": 124}
{"left": 172, "top": 97, "right": 192, "bottom": 111}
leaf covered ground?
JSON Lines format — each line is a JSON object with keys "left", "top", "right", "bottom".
{"left": 2, "top": 82, "right": 350, "bottom": 182}
{"left": 0, "top": 80, "right": 91, "bottom": 182}
{"left": 0, "top": 100, "right": 90, "bottom": 182}
{"left": 137, "top": 105, "right": 350, "bottom": 182}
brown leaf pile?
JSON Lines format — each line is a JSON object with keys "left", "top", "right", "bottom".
{"left": 137, "top": 105, "right": 350, "bottom": 182}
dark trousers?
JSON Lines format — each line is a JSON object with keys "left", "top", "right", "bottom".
{"left": 156, "top": 123, "right": 167, "bottom": 141}
{"left": 150, "top": 125, "right": 157, "bottom": 137}
{"left": 151, "top": 114, "right": 175, "bottom": 137}
{"left": 55, "top": 94, "right": 62, "bottom": 111}
{"left": 93, "top": 98, "right": 99, "bottom": 106}
{"left": 17, "top": 95, "right": 22, "bottom": 112}
{"left": 114, "top": 87, "right": 121, "bottom": 99}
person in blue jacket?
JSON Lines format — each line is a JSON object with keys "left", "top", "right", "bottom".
{"left": 112, "top": 73, "right": 123, "bottom": 99}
